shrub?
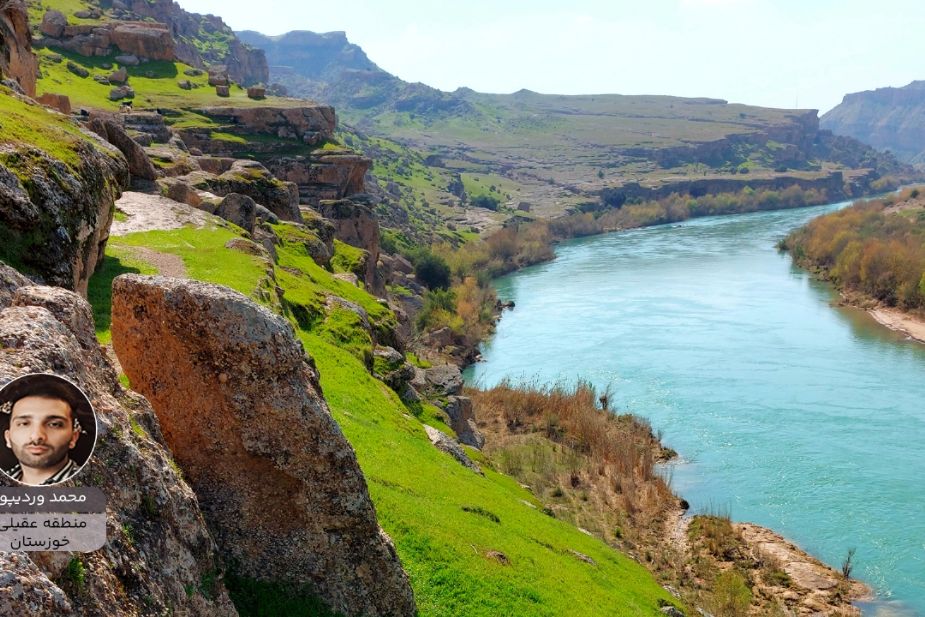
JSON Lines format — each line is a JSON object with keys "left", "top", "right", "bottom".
{"left": 413, "top": 251, "right": 451, "bottom": 290}
{"left": 710, "top": 570, "right": 752, "bottom": 617}
{"left": 471, "top": 194, "right": 500, "bottom": 210}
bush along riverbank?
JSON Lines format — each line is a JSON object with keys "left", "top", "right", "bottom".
{"left": 467, "top": 381, "right": 870, "bottom": 616}
{"left": 781, "top": 186, "right": 925, "bottom": 343}
{"left": 399, "top": 182, "right": 891, "bottom": 369}
{"left": 395, "top": 186, "right": 885, "bottom": 614}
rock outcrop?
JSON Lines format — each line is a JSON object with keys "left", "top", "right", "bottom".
{"left": 110, "top": 22, "right": 175, "bottom": 60}
{"left": 89, "top": 114, "right": 159, "bottom": 181}
{"left": 124, "top": 0, "right": 267, "bottom": 85}
{"left": 178, "top": 105, "right": 336, "bottom": 154}
{"left": 0, "top": 0, "right": 38, "bottom": 97}
{"left": 36, "top": 17, "right": 175, "bottom": 61}
{"left": 0, "top": 269, "right": 237, "bottom": 615}
{"left": 266, "top": 149, "right": 370, "bottom": 205}
{"left": 0, "top": 94, "right": 129, "bottom": 295}
{"left": 186, "top": 159, "right": 300, "bottom": 221}
{"left": 318, "top": 199, "right": 380, "bottom": 290}
{"left": 822, "top": 80, "right": 925, "bottom": 163}
{"left": 111, "top": 275, "right": 416, "bottom": 617}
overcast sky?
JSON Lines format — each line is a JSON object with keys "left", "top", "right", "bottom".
{"left": 178, "top": 0, "right": 921, "bottom": 113}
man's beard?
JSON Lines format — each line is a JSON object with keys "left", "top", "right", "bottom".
{"left": 12, "top": 442, "right": 69, "bottom": 470}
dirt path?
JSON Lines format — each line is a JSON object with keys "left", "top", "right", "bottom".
{"left": 111, "top": 191, "right": 212, "bottom": 236}
{"left": 124, "top": 246, "right": 186, "bottom": 278}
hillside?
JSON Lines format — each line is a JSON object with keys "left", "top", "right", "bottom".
{"left": 0, "top": 1, "right": 691, "bottom": 615}
{"left": 822, "top": 80, "right": 925, "bottom": 163}
{"left": 240, "top": 28, "right": 914, "bottom": 237}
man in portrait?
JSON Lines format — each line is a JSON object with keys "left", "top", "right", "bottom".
{"left": 0, "top": 375, "right": 94, "bottom": 486}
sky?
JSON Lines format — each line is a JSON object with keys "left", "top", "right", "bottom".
{"left": 178, "top": 0, "right": 923, "bottom": 114}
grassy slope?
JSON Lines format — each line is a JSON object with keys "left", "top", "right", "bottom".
{"left": 0, "top": 84, "right": 99, "bottom": 167}
{"left": 88, "top": 222, "right": 681, "bottom": 616}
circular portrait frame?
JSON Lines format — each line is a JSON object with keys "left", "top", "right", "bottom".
{"left": 0, "top": 373, "right": 98, "bottom": 487}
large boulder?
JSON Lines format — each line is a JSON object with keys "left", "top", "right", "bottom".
{"left": 215, "top": 192, "right": 256, "bottom": 232}
{"left": 111, "top": 275, "right": 416, "bottom": 617}
{"left": 0, "top": 272, "right": 236, "bottom": 615}
{"left": 96, "top": 116, "right": 158, "bottom": 181}
{"left": 1, "top": 0, "right": 39, "bottom": 97}
{"left": 0, "top": 96, "right": 129, "bottom": 295}
{"left": 444, "top": 395, "right": 485, "bottom": 449}
{"left": 39, "top": 9, "right": 67, "bottom": 38}
{"left": 110, "top": 22, "right": 175, "bottom": 61}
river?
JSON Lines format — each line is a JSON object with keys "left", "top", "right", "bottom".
{"left": 464, "top": 202, "right": 925, "bottom": 615}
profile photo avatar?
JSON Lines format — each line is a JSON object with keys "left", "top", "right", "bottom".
{"left": 0, "top": 374, "right": 97, "bottom": 486}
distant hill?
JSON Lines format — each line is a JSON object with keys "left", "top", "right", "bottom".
{"left": 237, "top": 28, "right": 913, "bottom": 237}
{"left": 822, "top": 81, "right": 925, "bottom": 164}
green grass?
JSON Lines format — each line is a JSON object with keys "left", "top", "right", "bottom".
{"left": 330, "top": 239, "right": 367, "bottom": 278}
{"left": 86, "top": 219, "right": 678, "bottom": 616}
{"left": 109, "top": 226, "right": 271, "bottom": 298}
{"left": 87, "top": 248, "right": 157, "bottom": 344}
{"left": 0, "top": 85, "right": 92, "bottom": 168}
{"left": 34, "top": 47, "right": 300, "bottom": 111}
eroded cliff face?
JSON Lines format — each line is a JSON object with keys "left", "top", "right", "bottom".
{"left": 124, "top": 0, "right": 267, "bottom": 85}
{"left": 0, "top": 266, "right": 237, "bottom": 616}
{"left": 0, "top": 90, "right": 129, "bottom": 295}
{"left": 822, "top": 80, "right": 925, "bottom": 163}
{"left": 111, "top": 275, "right": 416, "bottom": 617}
{"left": 0, "top": 0, "right": 38, "bottom": 96}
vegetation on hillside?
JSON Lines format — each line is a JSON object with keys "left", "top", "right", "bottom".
{"left": 87, "top": 219, "right": 681, "bottom": 616}
{"left": 783, "top": 187, "right": 925, "bottom": 312}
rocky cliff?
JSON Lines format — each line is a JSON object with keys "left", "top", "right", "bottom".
{"left": 111, "top": 275, "right": 415, "bottom": 617}
{"left": 0, "top": 266, "right": 237, "bottom": 616}
{"left": 33, "top": 0, "right": 267, "bottom": 85}
{"left": 822, "top": 80, "right": 925, "bottom": 163}
{"left": 0, "top": 88, "right": 129, "bottom": 295}
{"left": 0, "top": 0, "right": 37, "bottom": 96}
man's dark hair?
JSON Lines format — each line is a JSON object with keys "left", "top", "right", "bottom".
{"left": 0, "top": 374, "right": 92, "bottom": 429}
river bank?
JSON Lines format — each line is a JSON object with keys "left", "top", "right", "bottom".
{"left": 464, "top": 203, "right": 925, "bottom": 613}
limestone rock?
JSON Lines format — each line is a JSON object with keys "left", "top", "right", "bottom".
{"left": 66, "top": 61, "right": 89, "bottom": 78}
{"left": 318, "top": 199, "right": 381, "bottom": 290}
{"left": 109, "top": 85, "right": 135, "bottom": 101}
{"left": 268, "top": 151, "right": 370, "bottom": 206}
{"left": 109, "top": 67, "right": 128, "bottom": 85}
{"left": 36, "top": 92, "right": 71, "bottom": 115}
{"left": 193, "top": 105, "right": 335, "bottom": 145}
{"left": 424, "top": 425, "right": 482, "bottom": 475}
{"left": 0, "top": 276, "right": 236, "bottom": 615}
{"left": 115, "top": 53, "right": 140, "bottom": 66}
{"left": 0, "top": 0, "right": 38, "bottom": 97}
{"left": 215, "top": 192, "right": 256, "bottom": 232}
{"left": 189, "top": 159, "right": 301, "bottom": 221}
{"left": 39, "top": 9, "right": 66, "bottom": 38}
{"left": 0, "top": 552, "right": 72, "bottom": 616}
{"left": 373, "top": 346, "right": 415, "bottom": 392}
{"left": 215, "top": 84, "right": 230, "bottom": 97}
{"left": 111, "top": 275, "right": 416, "bottom": 617}
{"left": 99, "top": 117, "right": 158, "bottom": 181}
{"left": 110, "top": 22, "right": 175, "bottom": 61}
{"left": 425, "top": 364, "right": 464, "bottom": 396}
{"left": 246, "top": 86, "right": 265, "bottom": 99}
{"left": 444, "top": 395, "right": 485, "bottom": 449}
{"left": 0, "top": 110, "right": 128, "bottom": 295}
{"left": 160, "top": 177, "right": 203, "bottom": 207}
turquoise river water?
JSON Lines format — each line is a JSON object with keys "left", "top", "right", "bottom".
{"left": 464, "top": 202, "right": 925, "bottom": 615}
